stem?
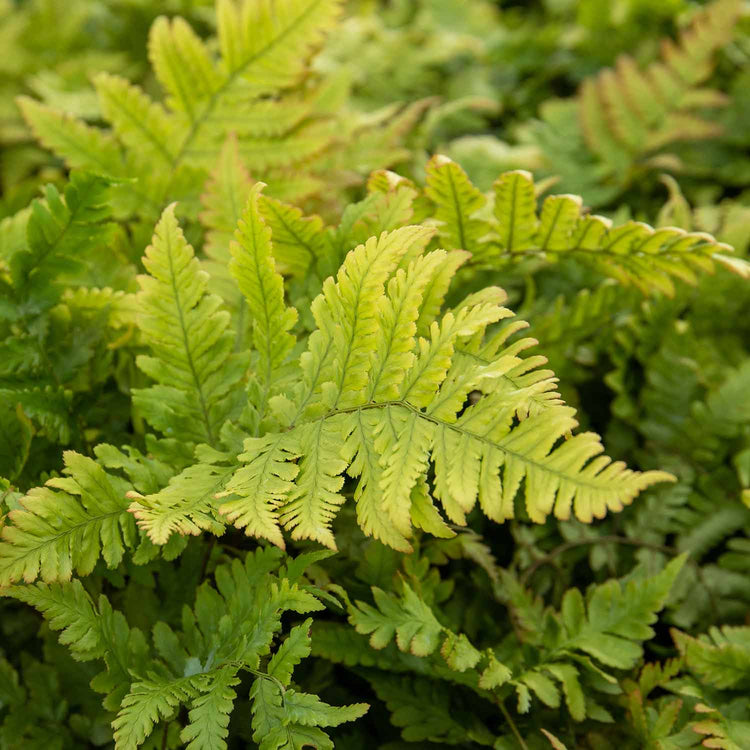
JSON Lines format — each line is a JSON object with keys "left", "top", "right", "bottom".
{"left": 520, "top": 535, "right": 676, "bottom": 587}
{"left": 497, "top": 698, "right": 529, "bottom": 750}
{"left": 161, "top": 721, "right": 169, "bottom": 750}
{"left": 199, "top": 536, "right": 216, "bottom": 580}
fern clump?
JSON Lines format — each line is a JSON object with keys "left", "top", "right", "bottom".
{"left": 3, "top": 142, "right": 747, "bottom": 745}
{"left": 2, "top": 2, "right": 750, "bottom": 742}
{"left": 16, "top": 0, "right": 420, "bottom": 227}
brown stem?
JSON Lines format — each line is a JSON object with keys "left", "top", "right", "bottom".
{"left": 520, "top": 535, "right": 676, "bottom": 587}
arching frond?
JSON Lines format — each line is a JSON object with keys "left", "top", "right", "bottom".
{"left": 425, "top": 160, "right": 745, "bottom": 296}
{"left": 219, "top": 224, "right": 672, "bottom": 550}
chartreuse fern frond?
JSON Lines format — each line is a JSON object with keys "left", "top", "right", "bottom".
{"left": 0, "top": 452, "right": 135, "bottom": 586}
{"left": 19, "top": 0, "right": 345, "bottom": 217}
{"left": 213, "top": 223, "right": 672, "bottom": 554}
{"left": 131, "top": 204, "right": 247, "bottom": 449}
{"left": 579, "top": 0, "right": 739, "bottom": 178}
{"left": 423, "top": 156, "right": 749, "bottom": 296}
{"left": 129, "top": 187, "right": 303, "bottom": 545}
{"left": 125, "top": 205, "right": 250, "bottom": 542}
{"left": 4, "top": 548, "right": 364, "bottom": 749}
{"left": 424, "top": 154, "right": 491, "bottom": 263}
{"left": 229, "top": 182, "right": 298, "bottom": 401}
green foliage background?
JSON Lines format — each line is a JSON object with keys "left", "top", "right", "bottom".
{"left": 1, "top": 1, "right": 750, "bottom": 748}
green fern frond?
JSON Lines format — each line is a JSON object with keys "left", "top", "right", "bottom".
{"left": 8, "top": 171, "right": 117, "bottom": 314}
{"left": 673, "top": 625, "right": 750, "bottom": 690}
{"left": 552, "top": 555, "right": 686, "bottom": 670}
{"left": 0, "top": 452, "right": 135, "bottom": 585}
{"left": 350, "top": 583, "right": 444, "bottom": 657}
{"left": 363, "top": 672, "right": 493, "bottom": 745}
{"left": 113, "top": 673, "right": 205, "bottom": 750}
{"left": 250, "top": 618, "right": 368, "bottom": 750}
{"left": 132, "top": 204, "right": 247, "bottom": 449}
{"left": 181, "top": 668, "right": 240, "bottom": 750}
{"left": 3, "top": 579, "right": 150, "bottom": 710}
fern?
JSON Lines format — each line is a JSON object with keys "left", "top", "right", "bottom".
{"left": 524, "top": 0, "right": 741, "bottom": 205}
{"left": 578, "top": 0, "right": 738, "bottom": 179}
{"left": 423, "top": 156, "right": 749, "bottom": 296}
{"left": 210, "top": 219, "right": 672, "bottom": 553}
{"left": 1, "top": 119, "right": 747, "bottom": 748}
{"left": 17, "top": 0, "right": 419, "bottom": 221}
{"left": 130, "top": 203, "right": 248, "bottom": 449}
{"left": 0, "top": 451, "right": 135, "bottom": 585}
{"left": 3, "top": 548, "right": 363, "bottom": 749}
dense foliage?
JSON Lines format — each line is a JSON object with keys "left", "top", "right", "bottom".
{"left": 2, "top": 1, "right": 750, "bottom": 748}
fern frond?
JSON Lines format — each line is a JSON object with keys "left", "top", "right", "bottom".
{"left": 148, "top": 15, "right": 221, "bottom": 122}
{"left": 113, "top": 673, "right": 204, "bottom": 750}
{"left": 363, "top": 672, "right": 489, "bottom": 745}
{"left": 424, "top": 154, "right": 491, "bottom": 261}
{"left": 230, "top": 182, "right": 298, "bottom": 395}
{"left": 350, "top": 582, "right": 444, "bottom": 657}
{"left": 251, "top": 617, "right": 367, "bottom": 749}
{"left": 218, "top": 432, "right": 300, "bottom": 549}
{"left": 446, "top": 165, "right": 742, "bottom": 296}
{"left": 17, "top": 97, "right": 123, "bottom": 176}
{"left": 3, "top": 579, "right": 150, "bottom": 710}
{"left": 554, "top": 555, "right": 686, "bottom": 670}
{"left": 493, "top": 169, "right": 539, "bottom": 253}
{"left": 311, "top": 226, "right": 435, "bottom": 410}
{"left": 256, "top": 192, "right": 329, "bottom": 279}
{"left": 220, "top": 223, "right": 672, "bottom": 550}
{"left": 3, "top": 578, "right": 106, "bottom": 661}
{"left": 94, "top": 72, "right": 177, "bottom": 166}
{"left": 181, "top": 668, "right": 239, "bottom": 750}
{"left": 673, "top": 625, "right": 750, "bottom": 690}
{"left": 0, "top": 452, "right": 135, "bottom": 585}
{"left": 9, "top": 171, "right": 117, "bottom": 312}
{"left": 216, "top": 0, "right": 343, "bottom": 93}
{"left": 127, "top": 453, "right": 234, "bottom": 545}
{"left": 578, "top": 0, "right": 739, "bottom": 177}
{"left": 278, "top": 418, "right": 349, "bottom": 549}
{"left": 132, "top": 204, "right": 247, "bottom": 448}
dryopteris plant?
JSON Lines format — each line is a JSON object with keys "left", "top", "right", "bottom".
{"left": 4, "top": 153, "right": 748, "bottom": 571}
{"left": 1, "top": 151, "right": 748, "bottom": 748}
